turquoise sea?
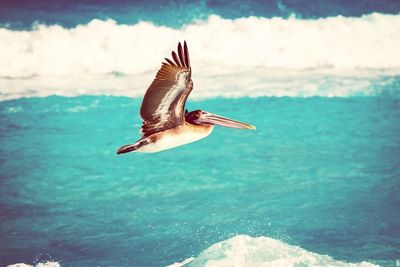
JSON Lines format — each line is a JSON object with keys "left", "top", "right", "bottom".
{"left": 1, "top": 95, "right": 399, "bottom": 266}
{"left": 1, "top": 0, "right": 400, "bottom": 266}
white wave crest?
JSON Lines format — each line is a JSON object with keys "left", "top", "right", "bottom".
{"left": 0, "top": 13, "right": 399, "bottom": 100}
{"left": 167, "top": 235, "right": 378, "bottom": 267}
{"left": 7, "top": 262, "right": 60, "bottom": 267}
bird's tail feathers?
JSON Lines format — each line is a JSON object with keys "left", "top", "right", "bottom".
{"left": 117, "top": 139, "right": 149, "bottom": 154}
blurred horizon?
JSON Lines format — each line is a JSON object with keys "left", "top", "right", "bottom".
{"left": 1, "top": 0, "right": 400, "bottom": 30}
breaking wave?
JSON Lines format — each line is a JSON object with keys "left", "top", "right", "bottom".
{"left": 167, "top": 235, "right": 379, "bottom": 267}
{"left": 1, "top": 13, "right": 399, "bottom": 100}
{"left": 7, "top": 236, "right": 381, "bottom": 267}
{"left": 7, "top": 262, "right": 60, "bottom": 267}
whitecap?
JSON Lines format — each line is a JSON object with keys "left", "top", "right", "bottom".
{"left": 7, "top": 262, "right": 60, "bottom": 267}
{"left": 167, "top": 235, "right": 378, "bottom": 267}
{"left": 1, "top": 13, "right": 399, "bottom": 100}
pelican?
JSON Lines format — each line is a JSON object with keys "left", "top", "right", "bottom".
{"left": 117, "top": 41, "right": 255, "bottom": 154}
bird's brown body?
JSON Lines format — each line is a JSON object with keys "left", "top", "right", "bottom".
{"left": 117, "top": 41, "right": 255, "bottom": 154}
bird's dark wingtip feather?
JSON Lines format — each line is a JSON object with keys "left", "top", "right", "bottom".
{"left": 165, "top": 57, "right": 176, "bottom": 66}
{"left": 183, "top": 41, "right": 190, "bottom": 68}
{"left": 172, "top": 51, "right": 180, "bottom": 67}
{"left": 178, "top": 42, "right": 185, "bottom": 68}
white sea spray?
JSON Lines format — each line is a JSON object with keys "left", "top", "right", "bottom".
{"left": 167, "top": 235, "right": 379, "bottom": 267}
{"left": 0, "top": 13, "right": 399, "bottom": 99}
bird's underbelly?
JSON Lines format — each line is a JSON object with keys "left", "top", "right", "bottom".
{"left": 136, "top": 126, "right": 213, "bottom": 153}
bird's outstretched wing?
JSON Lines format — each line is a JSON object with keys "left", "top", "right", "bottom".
{"left": 140, "top": 41, "right": 192, "bottom": 137}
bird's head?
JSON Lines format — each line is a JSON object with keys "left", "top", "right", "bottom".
{"left": 185, "top": 110, "right": 256, "bottom": 130}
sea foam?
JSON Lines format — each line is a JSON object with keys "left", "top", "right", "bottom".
{"left": 167, "top": 235, "right": 378, "bottom": 267}
{"left": 0, "top": 13, "right": 399, "bottom": 100}
{"left": 7, "top": 236, "right": 379, "bottom": 267}
{"left": 7, "top": 262, "right": 60, "bottom": 267}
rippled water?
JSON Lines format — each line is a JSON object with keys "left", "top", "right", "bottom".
{"left": 1, "top": 96, "right": 399, "bottom": 266}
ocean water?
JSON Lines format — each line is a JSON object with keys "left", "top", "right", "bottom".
{"left": 1, "top": 95, "right": 399, "bottom": 266}
{"left": 1, "top": 0, "right": 400, "bottom": 266}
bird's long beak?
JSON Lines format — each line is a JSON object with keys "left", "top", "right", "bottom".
{"left": 201, "top": 113, "right": 256, "bottom": 130}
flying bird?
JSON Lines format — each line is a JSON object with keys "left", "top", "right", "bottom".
{"left": 117, "top": 41, "right": 255, "bottom": 154}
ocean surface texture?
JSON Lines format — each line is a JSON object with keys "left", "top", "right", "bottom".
{"left": 1, "top": 1, "right": 400, "bottom": 266}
